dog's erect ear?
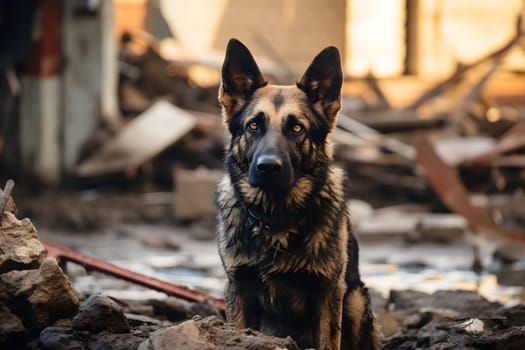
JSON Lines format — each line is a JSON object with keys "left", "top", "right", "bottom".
{"left": 297, "top": 47, "right": 343, "bottom": 128}
{"left": 219, "top": 39, "right": 267, "bottom": 116}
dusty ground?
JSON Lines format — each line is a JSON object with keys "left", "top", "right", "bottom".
{"left": 8, "top": 190, "right": 525, "bottom": 349}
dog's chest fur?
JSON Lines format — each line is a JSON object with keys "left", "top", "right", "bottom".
{"left": 216, "top": 167, "right": 348, "bottom": 280}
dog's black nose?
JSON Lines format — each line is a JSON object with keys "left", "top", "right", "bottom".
{"left": 256, "top": 155, "right": 283, "bottom": 175}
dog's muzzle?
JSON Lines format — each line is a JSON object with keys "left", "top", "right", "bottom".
{"left": 256, "top": 155, "right": 283, "bottom": 175}
{"left": 248, "top": 152, "right": 293, "bottom": 189}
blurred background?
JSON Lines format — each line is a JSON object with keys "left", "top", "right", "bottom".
{"left": 1, "top": 0, "right": 525, "bottom": 340}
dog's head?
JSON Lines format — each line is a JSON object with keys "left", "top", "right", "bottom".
{"left": 219, "top": 39, "right": 342, "bottom": 194}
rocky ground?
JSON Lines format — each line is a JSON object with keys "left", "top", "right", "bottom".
{"left": 2, "top": 191, "right": 525, "bottom": 349}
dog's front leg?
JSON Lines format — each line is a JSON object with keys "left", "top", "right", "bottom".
{"left": 225, "top": 280, "right": 248, "bottom": 328}
{"left": 225, "top": 279, "right": 260, "bottom": 329}
{"left": 318, "top": 281, "right": 345, "bottom": 350}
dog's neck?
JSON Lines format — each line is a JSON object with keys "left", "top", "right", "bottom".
{"left": 240, "top": 193, "right": 297, "bottom": 234}
{"left": 243, "top": 205, "right": 273, "bottom": 233}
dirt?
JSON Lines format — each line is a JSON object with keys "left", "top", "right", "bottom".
{"left": 3, "top": 191, "right": 525, "bottom": 349}
{"left": 23, "top": 287, "right": 525, "bottom": 350}
{"left": 379, "top": 289, "right": 525, "bottom": 350}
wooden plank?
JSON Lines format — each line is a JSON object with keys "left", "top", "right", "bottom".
{"left": 76, "top": 101, "right": 195, "bottom": 176}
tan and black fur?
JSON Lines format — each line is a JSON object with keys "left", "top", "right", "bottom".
{"left": 215, "top": 39, "right": 380, "bottom": 350}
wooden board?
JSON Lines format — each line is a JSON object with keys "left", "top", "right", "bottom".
{"left": 76, "top": 101, "right": 195, "bottom": 176}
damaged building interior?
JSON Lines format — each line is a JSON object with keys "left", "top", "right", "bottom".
{"left": 1, "top": 0, "right": 525, "bottom": 349}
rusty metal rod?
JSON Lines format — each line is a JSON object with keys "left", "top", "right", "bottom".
{"left": 413, "top": 137, "right": 525, "bottom": 244}
{"left": 42, "top": 240, "right": 225, "bottom": 311}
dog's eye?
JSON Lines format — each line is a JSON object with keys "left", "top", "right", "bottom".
{"left": 248, "top": 122, "right": 259, "bottom": 131}
{"left": 291, "top": 124, "right": 304, "bottom": 134}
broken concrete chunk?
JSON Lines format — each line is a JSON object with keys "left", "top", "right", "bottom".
{"left": 2, "top": 257, "right": 80, "bottom": 329}
{"left": 140, "top": 320, "right": 215, "bottom": 350}
{"left": 73, "top": 294, "right": 130, "bottom": 334}
{"left": 138, "top": 316, "right": 300, "bottom": 350}
{"left": 0, "top": 212, "right": 45, "bottom": 273}
{"left": 28, "top": 258, "right": 80, "bottom": 327}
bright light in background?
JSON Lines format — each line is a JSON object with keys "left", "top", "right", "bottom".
{"left": 160, "top": 0, "right": 229, "bottom": 51}
{"left": 346, "top": 0, "right": 404, "bottom": 77}
{"left": 441, "top": 0, "right": 523, "bottom": 62}
{"left": 115, "top": 0, "right": 525, "bottom": 78}
{"left": 345, "top": 0, "right": 524, "bottom": 77}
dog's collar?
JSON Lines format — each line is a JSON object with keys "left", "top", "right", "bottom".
{"left": 244, "top": 206, "right": 272, "bottom": 233}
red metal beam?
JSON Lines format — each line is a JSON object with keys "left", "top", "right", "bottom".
{"left": 42, "top": 240, "right": 225, "bottom": 311}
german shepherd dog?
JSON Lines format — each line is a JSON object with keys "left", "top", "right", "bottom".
{"left": 215, "top": 39, "right": 380, "bottom": 350}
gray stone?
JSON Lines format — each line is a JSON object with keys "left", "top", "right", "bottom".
{"left": 73, "top": 294, "right": 130, "bottom": 333}
{"left": 39, "top": 325, "right": 86, "bottom": 350}
{"left": 87, "top": 332, "right": 144, "bottom": 350}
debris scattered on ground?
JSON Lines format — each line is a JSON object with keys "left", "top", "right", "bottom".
{"left": 379, "top": 289, "right": 525, "bottom": 350}
{"left": 3, "top": 187, "right": 525, "bottom": 349}
{"left": 0, "top": 194, "right": 79, "bottom": 347}
{"left": 3, "top": 12, "right": 525, "bottom": 349}
{"left": 138, "top": 316, "right": 300, "bottom": 350}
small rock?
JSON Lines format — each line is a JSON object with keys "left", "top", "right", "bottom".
{"left": 87, "top": 332, "right": 144, "bottom": 350}
{"left": 471, "top": 325, "right": 525, "bottom": 350}
{"left": 403, "top": 311, "right": 433, "bottom": 329}
{"left": 491, "top": 325, "right": 525, "bottom": 350}
{"left": 73, "top": 294, "right": 130, "bottom": 333}
{"left": 39, "top": 325, "right": 86, "bottom": 350}
{"left": 0, "top": 212, "right": 45, "bottom": 273}
{"left": 139, "top": 316, "right": 299, "bottom": 350}
{"left": 498, "top": 304, "right": 525, "bottom": 328}
{"left": 189, "top": 299, "right": 223, "bottom": 318}
{"left": 147, "top": 296, "right": 194, "bottom": 321}
{"left": 139, "top": 320, "right": 215, "bottom": 350}
{"left": 1, "top": 257, "right": 80, "bottom": 329}
{"left": 0, "top": 303, "right": 26, "bottom": 344}
{"left": 388, "top": 289, "right": 499, "bottom": 315}
{"left": 459, "top": 318, "right": 485, "bottom": 334}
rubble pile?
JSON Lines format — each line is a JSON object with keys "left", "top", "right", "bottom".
{"left": 2, "top": 186, "right": 525, "bottom": 349}
{"left": 0, "top": 201, "right": 79, "bottom": 347}
{"left": 379, "top": 290, "right": 525, "bottom": 350}
{"left": 2, "top": 13, "right": 525, "bottom": 350}
{"left": 0, "top": 191, "right": 300, "bottom": 349}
